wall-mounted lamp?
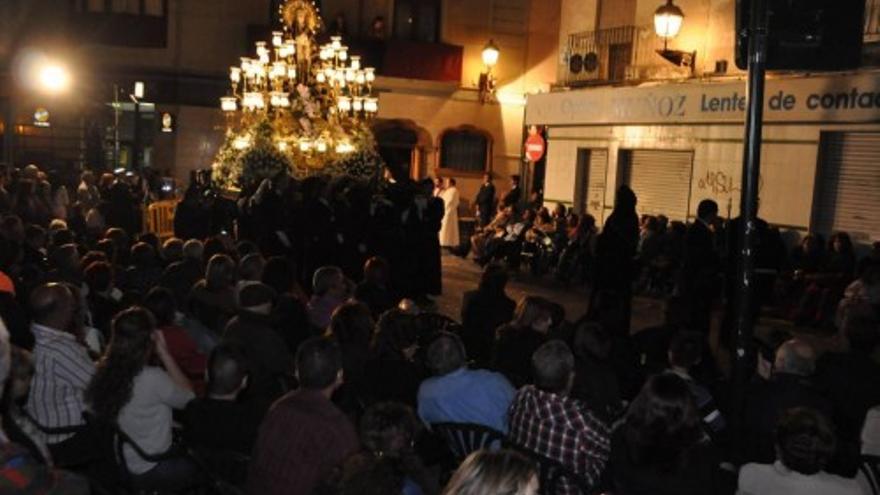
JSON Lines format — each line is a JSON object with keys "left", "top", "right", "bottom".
{"left": 654, "top": 0, "right": 696, "bottom": 74}
{"left": 479, "top": 39, "right": 499, "bottom": 104}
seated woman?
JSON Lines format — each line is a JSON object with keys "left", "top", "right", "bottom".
{"left": 189, "top": 254, "right": 238, "bottom": 335}
{"left": 531, "top": 207, "right": 555, "bottom": 235}
{"left": 792, "top": 232, "right": 857, "bottom": 325}
{"left": 835, "top": 265, "right": 880, "bottom": 329}
{"left": 330, "top": 402, "right": 437, "bottom": 495}
{"left": 470, "top": 206, "right": 512, "bottom": 262}
{"left": 492, "top": 296, "right": 553, "bottom": 387}
{"left": 556, "top": 214, "right": 598, "bottom": 285}
{"left": 86, "top": 307, "right": 198, "bottom": 492}
{"left": 143, "top": 287, "right": 207, "bottom": 395}
{"left": 610, "top": 373, "right": 733, "bottom": 495}
{"left": 442, "top": 449, "right": 537, "bottom": 495}
{"left": 737, "top": 407, "right": 861, "bottom": 495}
{"left": 480, "top": 209, "right": 535, "bottom": 268}
{"left": 365, "top": 310, "right": 424, "bottom": 406}
{"left": 355, "top": 257, "right": 398, "bottom": 320}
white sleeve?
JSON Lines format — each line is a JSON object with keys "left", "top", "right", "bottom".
{"left": 148, "top": 367, "right": 195, "bottom": 409}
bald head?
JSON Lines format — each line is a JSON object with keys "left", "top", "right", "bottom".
{"left": 29, "top": 283, "right": 75, "bottom": 332}
{"left": 774, "top": 339, "right": 816, "bottom": 377}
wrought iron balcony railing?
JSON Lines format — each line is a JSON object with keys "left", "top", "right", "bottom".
{"left": 559, "top": 25, "right": 672, "bottom": 86}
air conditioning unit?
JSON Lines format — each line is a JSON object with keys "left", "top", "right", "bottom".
{"left": 569, "top": 51, "right": 600, "bottom": 82}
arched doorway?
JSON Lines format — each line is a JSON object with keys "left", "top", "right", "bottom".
{"left": 372, "top": 119, "right": 432, "bottom": 180}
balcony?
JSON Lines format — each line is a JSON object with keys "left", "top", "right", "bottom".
{"left": 559, "top": 25, "right": 681, "bottom": 87}
{"left": 866, "top": 0, "right": 880, "bottom": 41}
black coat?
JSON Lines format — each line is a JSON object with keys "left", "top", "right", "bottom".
{"left": 475, "top": 183, "right": 496, "bottom": 225}
{"left": 222, "top": 311, "right": 294, "bottom": 410}
{"left": 815, "top": 351, "right": 880, "bottom": 444}
{"left": 681, "top": 220, "right": 721, "bottom": 294}
{"left": 461, "top": 288, "right": 515, "bottom": 365}
{"left": 595, "top": 209, "right": 639, "bottom": 292}
{"left": 492, "top": 325, "right": 548, "bottom": 388}
{"left": 501, "top": 186, "right": 521, "bottom": 209}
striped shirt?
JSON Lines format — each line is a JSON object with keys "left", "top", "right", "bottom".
{"left": 26, "top": 324, "right": 95, "bottom": 443}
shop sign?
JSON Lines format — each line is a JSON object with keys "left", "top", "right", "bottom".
{"left": 526, "top": 72, "right": 880, "bottom": 126}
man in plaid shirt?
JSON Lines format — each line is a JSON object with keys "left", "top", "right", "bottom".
{"left": 508, "top": 340, "right": 611, "bottom": 494}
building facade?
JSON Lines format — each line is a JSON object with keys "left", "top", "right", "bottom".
{"left": 1, "top": 0, "right": 563, "bottom": 211}
{"left": 528, "top": 0, "right": 880, "bottom": 247}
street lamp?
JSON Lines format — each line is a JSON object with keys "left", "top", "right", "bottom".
{"left": 37, "top": 64, "right": 71, "bottom": 94}
{"left": 479, "top": 39, "right": 500, "bottom": 104}
{"left": 653, "top": 0, "right": 696, "bottom": 74}
{"left": 654, "top": 0, "right": 684, "bottom": 41}
{"left": 3, "top": 55, "right": 72, "bottom": 168}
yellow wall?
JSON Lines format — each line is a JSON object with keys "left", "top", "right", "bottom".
{"left": 377, "top": 90, "right": 525, "bottom": 209}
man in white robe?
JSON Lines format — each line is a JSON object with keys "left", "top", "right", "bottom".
{"left": 439, "top": 177, "right": 460, "bottom": 248}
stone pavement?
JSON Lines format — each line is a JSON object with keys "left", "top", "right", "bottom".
{"left": 431, "top": 253, "right": 846, "bottom": 373}
{"left": 433, "top": 253, "right": 666, "bottom": 332}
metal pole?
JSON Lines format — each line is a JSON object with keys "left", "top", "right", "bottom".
{"left": 133, "top": 99, "right": 141, "bottom": 170}
{"left": 3, "top": 95, "right": 14, "bottom": 169}
{"left": 113, "top": 84, "right": 120, "bottom": 169}
{"left": 733, "top": 0, "right": 769, "bottom": 442}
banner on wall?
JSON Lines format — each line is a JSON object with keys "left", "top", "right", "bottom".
{"left": 526, "top": 72, "right": 880, "bottom": 126}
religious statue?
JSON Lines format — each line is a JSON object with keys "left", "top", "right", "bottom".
{"left": 282, "top": 0, "right": 323, "bottom": 84}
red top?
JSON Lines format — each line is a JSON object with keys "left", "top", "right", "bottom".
{"left": 248, "top": 389, "right": 359, "bottom": 495}
{"left": 158, "top": 324, "right": 207, "bottom": 396}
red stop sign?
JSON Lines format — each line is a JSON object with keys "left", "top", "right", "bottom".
{"left": 524, "top": 134, "right": 545, "bottom": 162}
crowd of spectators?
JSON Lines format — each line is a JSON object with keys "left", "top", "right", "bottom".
{"left": 0, "top": 162, "right": 877, "bottom": 495}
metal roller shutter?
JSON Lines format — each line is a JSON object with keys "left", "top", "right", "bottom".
{"left": 620, "top": 149, "right": 694, "bottom": 221}
{"left": 814, "top": 132, "right": 880, "bottom": 243}
{"left": 587, "top": 150, "right": 608, "bottom": 222}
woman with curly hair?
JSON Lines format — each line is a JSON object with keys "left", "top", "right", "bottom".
{"left": 85, "top": 306, "right": 196, "bottom": 491}
{"left": 737, "top": 407, "right": 860, "bottom": 495}
{"left": 331, "top": 402, "right": 438, "bottom": 495}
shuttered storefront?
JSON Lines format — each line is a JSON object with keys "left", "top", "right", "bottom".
{"left": 575, "top": 149, "right": 609, "bottom": 223}
{"left": 586, "top": 149, "right": 608, "bottom": 223}
{"left": 813, "top": 132, "right": 880, "bottom": 243}
{"left": 619, "top": 149, "right": 694, "bottom": 221}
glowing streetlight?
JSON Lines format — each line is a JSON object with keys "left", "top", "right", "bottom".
{"left": 38, "top": 64, "right": 71, "bottom": 94}
{"left": 481, "top": 39, "right": 500, "bottom": 68}
{"left": 654, "top": 0, "right": 684, "bottom": 40}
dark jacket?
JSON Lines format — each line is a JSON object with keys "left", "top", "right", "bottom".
{"left": 610, "top": 428, "right": 734, "bottom": 495}
{"left": 354, "top": 281, "right": 396, "bottom": 320}
{"left": 815, "top": 350, "right": 880, "bottom": 444}
{"left": 183, "top": 398, "right": 264, "bottom": 455}
{"left": 594, "top": 189, "right": 639, "bottom": 293}
{"left": 461, "top": 288, "right": 515, "bottom": 366}
{"left": 743, "top": 373, "right": 833, "bottom": 463}
{"left": 681, "top": 220, "right": 721, "bottom": 293}
{"left": 475, "top": 183, "right": 496, "bottom": 225}
{"left": 492, "top": 325, "right": 548, "bottom": 388}
{"left": 223, "top": 311, "right": 294, "bottom": 409}
{"left": 501, "top": 186, "right": 521, "bottom": 210}
{"left": 159, "top": 258, "right": 203, "bottom": 306}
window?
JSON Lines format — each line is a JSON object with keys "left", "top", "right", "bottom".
{"left": 393, "top": 0, "right": 441, "bottom": 42}
{"left": 439, "top": 127, "right": 491, "bottom": 174}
